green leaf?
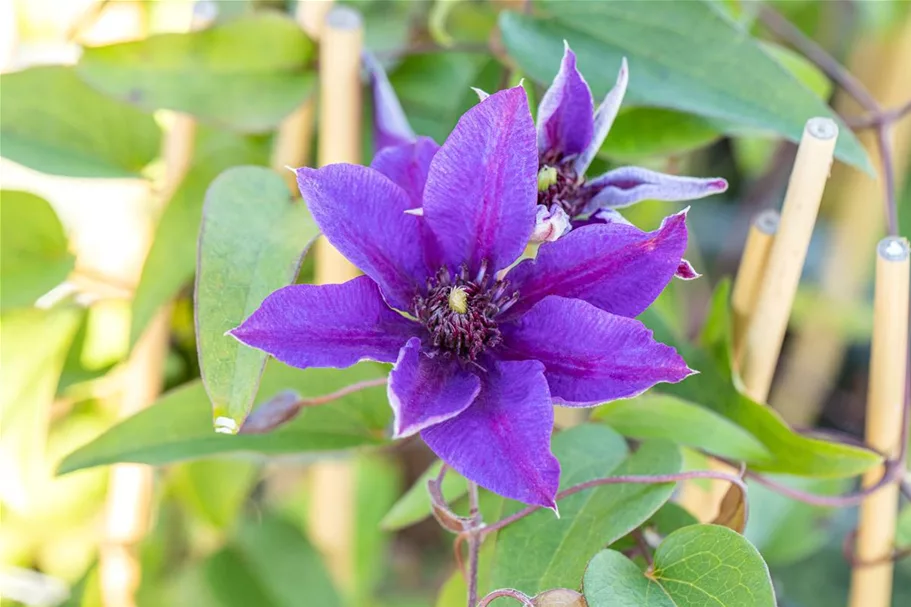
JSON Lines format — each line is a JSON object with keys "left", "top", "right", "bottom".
{"left": 130, "top": 129, "right": 269, "bottom": 346}
{"left": 57, "top": 361, "right": 390, "bottom": 474}
{"left": 380, "top": 459, "right": 469, "bottom": 531}
{"left": 584, "top": 525, "right": 775, "bottom": 606}
{"left": 1, "top": 306, "right": 82, "bottom": 510}
{"left": 600, "top": 108, "right": 721, "bottom": 162}
{"left": 641, "top": 281, "right": 881, "bottom": 478}
{"left": 168, "top": 459, "right": 259, "bottom": 529}
{"left": 232, "top": 514, "right": 341, "bottom": 607}
{"left": 353, "top": 455, "right": 402, "bottom": 605}
{"left": 592, "top": 393, "right": 770, "bottom": 463}
{"left": 0, "top": 191, "right": 75, "bottom": 311}
{"left": 490, "top": 426, "right": 681, "bottom": 595}
{"left": 761, "top": 41, "right": 832, "bottom": 101}
{"left": 196, "top": 166, "right": 318, "bottom": 430}
{"left": 499, "top": 1, "right": 871, "bottom": 172}
{"left": 0, "top": 66, "right": 160, "bottom": 177}
{"left": 76, "top": 12, "right": 316, "bottom": 133}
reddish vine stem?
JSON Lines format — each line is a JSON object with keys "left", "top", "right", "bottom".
{"left": 758, "top": 3, "right": 903, "bottom": 236}
{"left": 477, "top": 588, "right": 535, "bottom": 607}
{"left": 842, "top": 529, "right": 911, "bottom": 567}
{"left": 846, "top": 98, "right": 911, "bottom": 129}
{"left": 481, "top": 470, "right": 748, "bottom": 537}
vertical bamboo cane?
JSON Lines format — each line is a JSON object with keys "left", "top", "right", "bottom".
{"left": 307, "top": 5, "right": 362, "bottom": 591}
{"left": 679, "top": 209, "right": 781, "bottom": 522}
{"left": 740, "top": 118, "right": 838, "bottom": 403}
{"left": 270, "top": 0, "right": 334, "bottom": 190}
{"left": 771, "top": 18, "right": 911, "bottom": 426}
{"left": 732, "top": 210, "right": 780, "bottom": 366}
{"left": 848, "top": 237, "right": 910, "bottom": 607}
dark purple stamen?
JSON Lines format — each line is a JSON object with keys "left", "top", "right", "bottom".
{"left": 537, "top": 151, "right": 595, "bottom": 218}
{"left": 413, "top": 260, "right": 517, "bottom": 362}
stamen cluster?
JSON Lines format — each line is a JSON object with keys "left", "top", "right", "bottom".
{"left": 536, "top": 152, "right": 593, "bottom": 218}
{"left": 413, "top": 261, "right": 518, "bottom": 361}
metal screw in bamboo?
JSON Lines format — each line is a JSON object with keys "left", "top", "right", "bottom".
{"left": 740, "top": 118, "right": 838, "bottom": 403}
{"left": 847, "top": 237, "right": 909, "bottom": 607}
{"left": 306, "top": 4, "right": 363, "bottom": 591}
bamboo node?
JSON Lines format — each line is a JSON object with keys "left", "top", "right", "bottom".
{"left": 807, "top": 116, "right": 838, "bottom": 140}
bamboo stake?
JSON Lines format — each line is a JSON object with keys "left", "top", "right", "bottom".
{"left": 848, "top": 237, "right": 909, "bottom": 607}
{"left": 679, "top": 209, "right": 781, "bottom": 522}
{"left": 270, "top": 0, "right": 334, "bottom": 190}
{"left": 771, "top": 19, "right": 911, "bottom": 426}
{"left": 307, "top": 5, "right": 363, "bottom": 591}
{"left": 732, "top": 210, "right": 780, "bottom": 366}
{"left": 740, "top": 118, "right": 838, "bottom": 403}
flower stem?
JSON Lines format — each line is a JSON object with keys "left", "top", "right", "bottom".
{"left": 467, "top": 481, "right": 482, "bottom": 607}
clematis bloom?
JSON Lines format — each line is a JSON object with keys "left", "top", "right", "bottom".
{"left": 231, "top": 87, "right": 693, "bottom": 509}
{"left": 532, "top": 42, "right": 728, "bottom": 242}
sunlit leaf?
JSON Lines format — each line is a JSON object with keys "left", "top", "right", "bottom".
{"left": 584, "top": 525, "right": 774, "bottom": 606}
{"left": 0, "top": 307, "right": 82, "bottom": 511}
{"left": 168, "top": 459, "right": 259, "bottom": 529}
{"left": 0, "top": 66, "right": 160, "bottom": 177}
{"left": 76, "top": 12, "right": 316, "bottom": 133}
{"left": 592, "top": 392, "right": 770, "bottom": 463}
{"left": 0, "top": 191, "right": 75, "bottom": 311}
{"left": 57, "top": 362, "right": 390, "bottom": 474}
{"left": 499, "top": 1, "right": 870, "bottom": 172}
{"left": 196, "top": 166, "right": 319, "bottom": 430}
{"left": 490, "top": 426, "right": 681, "bottom": 595}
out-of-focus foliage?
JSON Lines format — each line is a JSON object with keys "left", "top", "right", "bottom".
{"left": 1, "top": 0, "right": 909, "bottom": 606}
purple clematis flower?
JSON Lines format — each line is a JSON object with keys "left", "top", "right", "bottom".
{"left": 231, "top": 87, "right": 693, "bottom": 509}
{"left": 532, "top": 42, "right": 728, "bottom": 244}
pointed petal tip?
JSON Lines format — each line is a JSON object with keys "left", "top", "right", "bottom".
{"left": 675, "top": 258, "right": 701, "bottom": 281}
{"left": 710, "top": 178, "right": 729, "bottom": 192}
{"left": 470, "top": 87, "right": 490, "bottom": 102}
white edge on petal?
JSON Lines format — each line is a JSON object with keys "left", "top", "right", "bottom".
{"left": 471, "top": 87, "right": 490, "bottom": 102}
{"left": 573, "top": 56, "right": 629, "bottom": 176}
{"left": 404, "top": 207, "right": 424, "bottom": 216}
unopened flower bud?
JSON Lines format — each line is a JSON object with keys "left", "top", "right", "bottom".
{"left": 530, "top": 205, "right": 572, "bottom": 243}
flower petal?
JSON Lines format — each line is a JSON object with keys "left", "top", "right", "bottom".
{"left": 537, "top": 42, "right": 594, "bottom": 158}
{"left": 675, "top": 259, "right": 700, "bottom": 280}
{"left": 296, "top": 164, "right": 429, "bottom": 310}
{"left": 584, "top": 166, "right": 728, "bottom": 211}
{"left": 365, "top": 52, "right": 416, "bottom": 152}
{"left": 531, "top": 204, "right": 572, "bottom": 243}
{"left": 506, "top": 210, "right": 689, "bottom": 319}
{"left": 230, "top": 276, "right": 419, "bottom": 369}
{"left": 423, "top": 86, "right": 538, "bottom": 274}
{"left": 573, "top": 57, "right": 628, "bottom": 176}
{"left": 388, "top": 338, "right": 481, "bottom": 438}
{"left": 501, "top": 296, "right": 692, "bottom": 406}
{"left": 420, "top": 359, "right": 559, "bottom": 508}
{"left": 370, "top": 137, "right": 440, "bottom": 209}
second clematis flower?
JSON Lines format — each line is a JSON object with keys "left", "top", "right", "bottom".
{"left": 231, "top": 87, "right": 693, "bottom": 509}
{"left": 532, "top": 43, "right": 728, "bottom": 241}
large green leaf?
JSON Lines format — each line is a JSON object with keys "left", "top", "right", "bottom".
{"left": 499, "top": 1, "right": 870, "bottom": 172}
{"left": 642, "top": 281, "right": 880, "bottom": 478}
{"left": 76, "top": 12, "right": 316, "bottom": 133}
{"left": 1, "top": 307, "right": 82, "bottom": 510}
{"left": 600, "top": 108, "right": 721, "bottom": 162}
{"left": 583, "top": 525, "right": 775, "bottom": 606}
{"left": 592, "top": 393, "right": 770, "bottom": 463}
{"left": 196, "top": 166, "right": 318, "bottom": 431}
{"left": 57, "top": 362, "right": 390, "bottom": 474}
{"left": 490, "top": 426, "right": 681, "bottom": 595}
{"left": 0, "top": 66, "right": 160, "bottom": 177}
{"left": 0, "top": 191, "right": 75, "bottom": 311}
{"left": 130, "top": 129, "right": 269, "bottom": 346}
